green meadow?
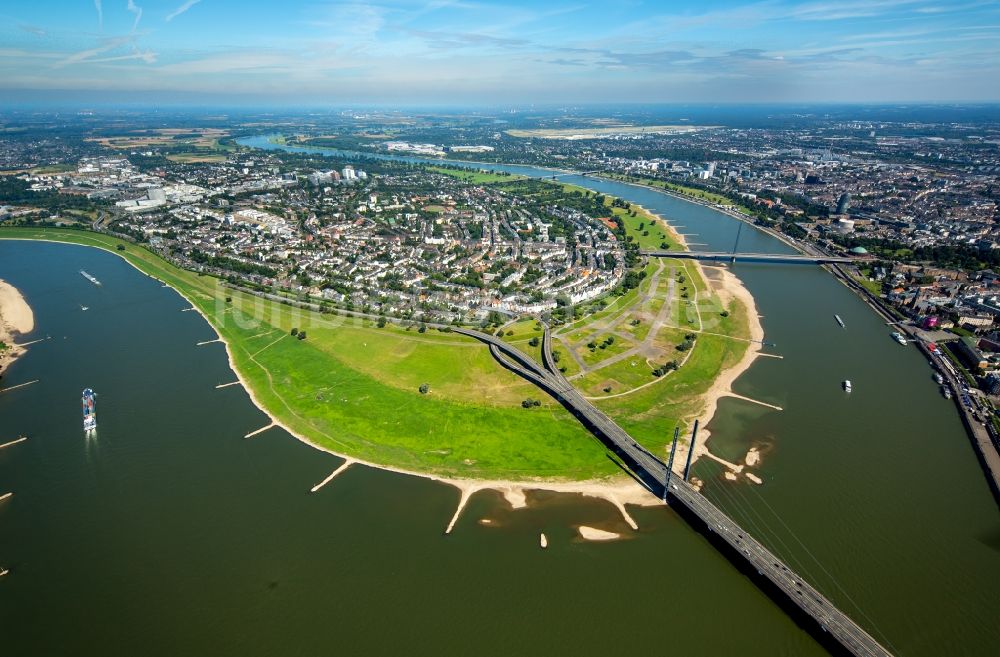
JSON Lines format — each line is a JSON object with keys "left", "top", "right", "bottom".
{"left": 0, "top": 227, "right": 615, "bottom": 480}
{"left": 428, "top": 166, "right": 526, "bottom": 184}
{"left": 1, "top": 210, "right": 755, "bottom": 481}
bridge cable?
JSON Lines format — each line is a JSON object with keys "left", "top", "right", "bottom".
{"left": 703, "top": 476, "right": 824, "bottom": 589}
{"left": 704, "top": 479, "right": 898, "bottom": 654}
{"left": 700, "top": 478, "right": 797, "bottom": 567}
{"left": 739, "top": 482, "right": 900, "bottom": 654}
{"left": 706, "top": 478, "right": 816, "bottom": 580}
{"left": 740, "top": 483, "right": 900, "bottom": 653}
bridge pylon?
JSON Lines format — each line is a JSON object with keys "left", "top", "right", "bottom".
{"left": 664, "top": 427, "right": 679, "bottom": 501}
{"left": 683, "top": 420, "right": 700, "bottom": 482}
{"left": 731, "top": 221, "right": 744, "bottom": 263}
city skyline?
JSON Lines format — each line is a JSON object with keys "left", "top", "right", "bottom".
{"left": 1, "top": 0, "right": 999, "bottom": 105}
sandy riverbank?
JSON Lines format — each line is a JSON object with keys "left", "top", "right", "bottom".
{"left": 160, "top": 272, "right": 665, "bottom": 529}
{"left": 0, "top": 231, "right": 765, "bottom": 526}
{"left": 0, "top": 279, "right": 34, "bottom": 377}
{"left": 680, "top": 264, "right": 766, "bottom": 480}
{"left": 622, "top": 203, "right": 768, "bottom": 482}
{"left": 94, "top": 226, "right": 756, "bottom": 503}
{"left": 604, "top": 180, "right": 774, "bottom": 483}
{"left": 1, "top": 236, "right": 666, "bottom": 527}
{"left": 634, "top": 202, "right": 688, "bottom": 250}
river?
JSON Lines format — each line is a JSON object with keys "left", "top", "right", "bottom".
{"left": 0, "top": 136, "right": 995, "bottom": 656}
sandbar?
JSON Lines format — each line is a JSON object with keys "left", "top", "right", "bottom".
{"left": 578, "top": 526, "right": 621, "bottom": 541}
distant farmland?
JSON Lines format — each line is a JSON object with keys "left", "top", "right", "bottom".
{"left": 506, "top": 125, "right": 707, "bottom": 139}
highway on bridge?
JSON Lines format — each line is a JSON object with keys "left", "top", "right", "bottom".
{"left": 453, "top": 326, "right": 893, "bottom": 657}
{"left": 642, "top": 250, "right": 862, "bottom": 264}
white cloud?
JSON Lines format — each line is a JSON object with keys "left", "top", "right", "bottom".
{"left": 0, "top": 48, "right": 63, "bottom": 60}
{"left": 19, "top": 24, "right": 47, "bottom": 37}
{"left": 127, "top": 0, "right": 143, "bottom": 32}
{"left": 786, "top": 0, "right": 928, "bottom": 22}
{"left": 166, "top": 0, "right": 202, "bottom": 22}
{"left": 55, "top": 35, "right": 136, "bottom": 67}
{"left": 94, "top": 0, "right": 103, "bottom": 29}
{"left": 88, "top": 49, "right": 157, "bottom": 64}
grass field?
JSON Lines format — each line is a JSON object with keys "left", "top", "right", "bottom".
{"left": 429, "top": 166, "right": 526, "bottom": 184}
{"left": 547, "top": 196, "right": 755, "bottom": 455}
{"left": 86, "top": 129, "right": 235, "bottom": 164}
{"left": 854, "top": 275, "right": 884, "bottom": 296}
{"left": 506, "top": 125, "right": 702, "bottom": 139}
{"left": 0, "top": 212, "right": 756, "bottom": 480}
{"left": 0, "top": 227, "right": 618, "bottom": 481}
{"left": 604, "top": 173, "right": 753, "bottom": 214}
{"left": 0, "top": 163, "right": 77, "bottom": 176}
{"left": 166, "top": 153, "right": 228, "bottom": 163}
{"left": 579, "top": 336, "right": 634, "bottom": 365}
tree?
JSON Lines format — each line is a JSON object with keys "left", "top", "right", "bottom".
{"left": 291, "top": 327, "right": 299, "bottom": 336}
{"left": 528, "top": 336, "right": 540, "bottom": 347}
{"left": 652, "top": 360, "right": 679, "bottom": 377}
{"left": 297, "top": 331, "right": 307, "bottom": 340}
{"left": 419, "top": 383, "right": 430, "bottom": 394}
{"left": 377, "top": 316, "right": 387, "bottom": 328}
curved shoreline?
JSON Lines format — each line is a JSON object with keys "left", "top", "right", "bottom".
{"left": 0, "top": 278, "right": 35, "bottom": 378}
{"left": 0, "top": 235, "right": 662, "bottom": 516}
{"left": 681, "top": 266, "right": 765, "bottom": 479}
{"left": 242, "top": 134, "right": 774, "bottom": 480}
{"left": 245, "top": 135, "right": 583, "bottom": 177}
{"left": 592, "top": 173, "right": 805, "bottom": 254}
{"left": 621, "top": 202, "right": 766, "bottom": 479}
{"left": 0, "top": 209, "right": 764, "bottom": 507}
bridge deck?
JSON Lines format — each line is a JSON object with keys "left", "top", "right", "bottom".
{"left": 642, "top": 250, "right": 858, "bottom": 264}
{"left": 458, "top": 327, "right": 892, "bottom": 657}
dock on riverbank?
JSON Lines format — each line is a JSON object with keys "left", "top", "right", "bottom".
{"left": 831, "top": 264, "right": 1000, "bottom": 507}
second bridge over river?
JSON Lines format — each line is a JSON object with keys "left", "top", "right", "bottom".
{"left": 642, "top": 249, "right": 863, "bottom": 264}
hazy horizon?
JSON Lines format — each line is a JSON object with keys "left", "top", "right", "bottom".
{"left": 1, "top": 0, "right": 999, "bottom": 105}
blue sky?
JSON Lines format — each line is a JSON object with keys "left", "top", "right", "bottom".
{"left": 1, "top": 0, "right": 998, "bottom": 105}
